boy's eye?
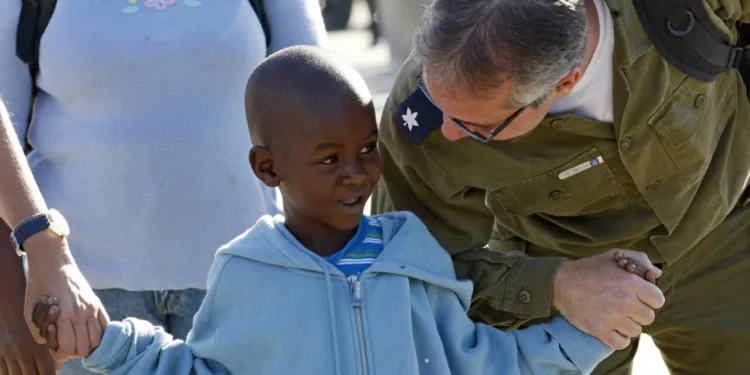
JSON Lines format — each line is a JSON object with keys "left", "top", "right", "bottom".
{"left": 321, "top": 155, "right": 338, "bottom": 165}
{"left": 360, "top": 142, "right": 377, "bottom": 154}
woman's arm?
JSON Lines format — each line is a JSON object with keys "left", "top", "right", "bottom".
{"left": 0, "top": 1, "right": 109, "bottom": 362}
{"left": 0, "top": 94, "right": 109, "bottom": 364}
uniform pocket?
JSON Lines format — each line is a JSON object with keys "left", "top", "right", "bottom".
{"left": 648, "top": 76, "right": 731, "bottom": 184}
{"left": 488, "top": 147, "right": 630, "bottom": 217}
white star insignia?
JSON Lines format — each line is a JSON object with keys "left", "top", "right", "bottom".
{"left": 402, "top": 108, "right": 419, "bottom": 131}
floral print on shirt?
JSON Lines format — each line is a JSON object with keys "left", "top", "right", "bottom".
{"left": 145, "top": 0, "right": 176, "bottom": 10}
{"left": 122, "top": 0, "right": 200, "bottom": 14}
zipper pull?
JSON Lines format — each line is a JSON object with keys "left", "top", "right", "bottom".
{"left": 348, "top": 275, "right": 357, "bottom": 297}
{"left": 347, "top": 275, "right": 362, "bottom": 302}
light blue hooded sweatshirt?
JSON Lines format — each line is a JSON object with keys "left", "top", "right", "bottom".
{"left": 82, "top": 212, "right": 612, "bottom": 374}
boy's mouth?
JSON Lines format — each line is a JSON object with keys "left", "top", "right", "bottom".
{"left": 339, "top": 195, "right": 365, "bottom": 210}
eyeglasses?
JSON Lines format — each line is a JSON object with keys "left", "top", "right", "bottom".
{"left": 416, "top": 74, "right": 526, "bottom": 143}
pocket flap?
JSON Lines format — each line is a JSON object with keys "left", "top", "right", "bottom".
{"left": 489, "top": 148, "right": 628, "bottom": 217}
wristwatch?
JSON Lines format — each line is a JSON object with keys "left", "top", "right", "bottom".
{"left": 10, "top": 209, "right": 70, "bottom": 257}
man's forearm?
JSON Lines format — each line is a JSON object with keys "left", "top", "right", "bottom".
{"left": 453, "top": 249, "right": 566, "bottom": 330}
{"left": 0, "top": 98, "right": 48, "bottom": 230}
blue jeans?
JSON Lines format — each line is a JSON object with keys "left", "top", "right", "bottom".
{"left": 58, "top": 288, "right": 206, "bottom": 375}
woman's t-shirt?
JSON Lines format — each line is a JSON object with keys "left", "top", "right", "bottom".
{"left": 0, "top": 0, "right": 326, "bottom": 290}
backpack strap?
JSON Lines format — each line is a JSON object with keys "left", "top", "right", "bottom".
{"left": 16, "top": 0, "right": 57, "bottom": 79}
{"left": 739, "top": 23, "right": 749, "bottom": 99}
{"left": 249, "top": 0, "right": 271, "bottom": 48}
{"left": 631, "top": 0, "right": 745, "bottom": 82}
{"left": 15, "top": 0, "right": 56, "bottom": 151}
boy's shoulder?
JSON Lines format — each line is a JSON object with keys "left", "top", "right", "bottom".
{"left": 215, "top": 214, "right": 280, "bottom": 256}
{"left": 366, "top": 211, "right": 422, "bottom": 232}
{"left": 366, "top": 211, "right": 462, "bottom": 281}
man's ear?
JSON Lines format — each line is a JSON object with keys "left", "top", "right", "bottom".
{"left": 554, "top": 67, "right": 582, "bottom": 99}
{"left": 250, "top": 146, "right": 280, "bottom": 187}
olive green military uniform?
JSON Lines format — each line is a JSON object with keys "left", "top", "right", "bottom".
{"left": 372, "top": 0, "right": 750, "bottom": 373}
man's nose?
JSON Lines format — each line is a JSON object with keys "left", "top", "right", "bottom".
{"left": 440, "top": 116, "right": 469, "bottom": 142}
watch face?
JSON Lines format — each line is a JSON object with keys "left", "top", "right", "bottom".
{"left": 48, "top": 209, "right": 70, "bottom": 237}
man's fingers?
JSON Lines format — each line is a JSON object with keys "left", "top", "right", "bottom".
{"left": 636, "top": 281, "right": 666, "bottom": 310}
{"left": 87, "top": 315, "right": 103, "bottom": 353}
{"left": 0, "top": 358, "right": 8, "bottom": 375}
{"left": 603, "top": 331, "right": 631, "bottom": 351}
{"left": 616, "top": 317, "right": 643, "bottom": 339}
{"left": 627, "top": 300, "right": 657, "bottom": 326}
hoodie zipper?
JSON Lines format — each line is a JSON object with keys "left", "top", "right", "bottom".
{"left": 347, "top": 275, "right": 369, "bottom": 375}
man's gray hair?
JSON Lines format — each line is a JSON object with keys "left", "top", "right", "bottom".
{"left": 414, "top": 0, "right": 588, "bottom": 107}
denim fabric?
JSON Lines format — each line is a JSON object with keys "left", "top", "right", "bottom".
{"left": 58, "top": 288, "right": 206, "bottom": 375}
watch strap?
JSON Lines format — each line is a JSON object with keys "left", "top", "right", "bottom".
{"left": 10, "top": 212, "right": 54, "bottom": 256}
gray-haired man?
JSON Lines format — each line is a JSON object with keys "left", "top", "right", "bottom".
{"left": 373, "top": 0, "right": 750, "bottom": 373}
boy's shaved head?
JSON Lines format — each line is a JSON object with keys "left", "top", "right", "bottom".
{"left": 246, "top": 45, "right": 380, "bottom": 242}
{"left": 245, "top": 45, "right": 373, "bottom": 149}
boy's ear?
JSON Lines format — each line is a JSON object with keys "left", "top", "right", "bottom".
{"left": 250, "top": 146, "right": 280, "bottom": 187}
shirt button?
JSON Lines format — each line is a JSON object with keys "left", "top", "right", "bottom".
{"left": 551, "top": 119, "right": 565, "bottom": 129}
{"left": 647, "top": 180, "right": 660, "bottom": 192}
{"left": 620, "top": 137, "right": 633, "bottom": 151}
{"left": 549, "top": 190, "right": 564, "bottom": 201}
{"left": 518, "top": 290, "right": 532, "bottom": 304}
{"left": 694, "top": 94, "right": 706, "bottom": 109}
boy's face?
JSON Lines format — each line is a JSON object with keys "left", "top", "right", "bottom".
{"left": 255, "top": 102, "right": 380, "bottom": 231}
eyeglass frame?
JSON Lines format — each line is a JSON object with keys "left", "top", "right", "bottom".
{"left": 416, "top": 74, "right": 527, "bottom": 143}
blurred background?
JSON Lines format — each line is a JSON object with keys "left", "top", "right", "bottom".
{"left": 320, "top": 1, "right": 670, "bottom": 373}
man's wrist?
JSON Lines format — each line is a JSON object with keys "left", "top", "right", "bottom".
{"left": 551, "top": 259, "right": 574, "bottom": 315}
{"left": 501, "top": 255, "right": 567, "bottom": 318}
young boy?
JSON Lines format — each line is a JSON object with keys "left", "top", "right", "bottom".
{"left": 31, "top": 45, "right": 647, "bottom": 374}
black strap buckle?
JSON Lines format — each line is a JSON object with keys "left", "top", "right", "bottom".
{"left": 729, "top": 47, "right": 745, "bottom": 69}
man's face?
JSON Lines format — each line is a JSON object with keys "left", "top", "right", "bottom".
{"left": 422, "top": 70, "right": 562, "bottom": 142}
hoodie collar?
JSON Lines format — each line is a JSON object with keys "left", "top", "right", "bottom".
{"left": 216, "top": 212, "right": 463, "bottom": 284}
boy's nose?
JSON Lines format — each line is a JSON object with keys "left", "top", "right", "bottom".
{"left": 342, "top": 163, "right": 367, "bottom": 185}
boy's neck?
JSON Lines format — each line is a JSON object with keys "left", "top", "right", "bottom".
{"left": 283, "top": 214, "right": 360, "bottom": 257}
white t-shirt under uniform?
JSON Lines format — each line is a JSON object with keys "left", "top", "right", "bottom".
{"left": 549, "top": 0, "right": 615, "bottom": 123}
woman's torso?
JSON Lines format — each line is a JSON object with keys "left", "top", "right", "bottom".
{"left": 27, "top": 0, "right": 277, "bottom": 290}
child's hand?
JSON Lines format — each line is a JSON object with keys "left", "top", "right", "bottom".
{"left": 613, "top": 251, "right": 658, "bottom": 284}
{"left": 32, "top": 296, "right": 60, "bottom": 352}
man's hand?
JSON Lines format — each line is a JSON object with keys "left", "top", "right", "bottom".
{"left": 23, "top": 232, "right": 109, "bottom": 362}
{"left": 552, "top": 249, "right": 665, "bottom": 350}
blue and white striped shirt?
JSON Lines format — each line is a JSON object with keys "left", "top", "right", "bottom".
{"left": 325, "top": 216, "right": 384, "bottom": 276}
